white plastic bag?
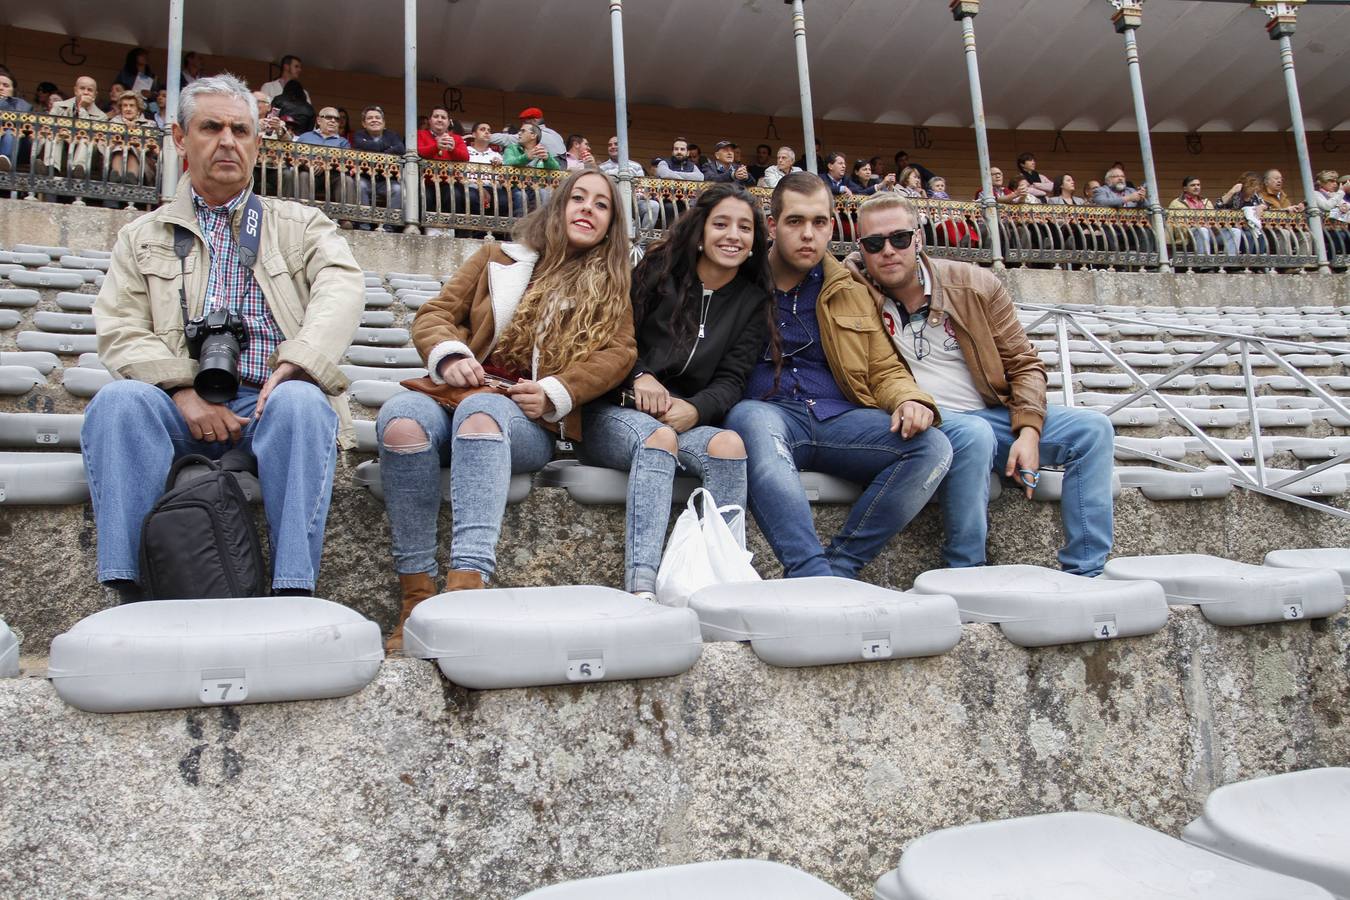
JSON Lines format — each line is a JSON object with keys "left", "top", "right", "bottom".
{"left": 655, "top": 488, "right": 760, "bottom": 608}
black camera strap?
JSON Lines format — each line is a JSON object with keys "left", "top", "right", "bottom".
{"left": 170, "top": 191, "right": 264, "bottom": 328}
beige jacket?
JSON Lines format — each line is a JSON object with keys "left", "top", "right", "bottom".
{"left": 94, "top": 179, "right": 365, "bottom": 447}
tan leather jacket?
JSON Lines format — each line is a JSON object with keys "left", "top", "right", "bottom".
{"left": 411, "top": 242, "right": 636, "bottom": 421}
{"left": 923, "top": 256, "right": 1047, "bottom": 434}
{"left": 814, "top": 255, "right": 938, "bottom": 418}
{"left": 94, "top": 180, "right": 365, "bottom": 447}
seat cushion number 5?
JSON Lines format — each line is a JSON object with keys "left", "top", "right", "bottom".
{"left": 566, "top": 657, "right": 604, "bottom": 682}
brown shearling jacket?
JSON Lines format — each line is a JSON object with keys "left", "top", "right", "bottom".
{"left": 411, "top": 242, "right": 636, "bottom": 422}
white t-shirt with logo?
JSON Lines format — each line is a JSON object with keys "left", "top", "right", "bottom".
{"left": 880, "top": 262, "right": 985, "bottom": 413}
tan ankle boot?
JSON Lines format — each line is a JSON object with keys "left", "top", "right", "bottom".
{"left": 443, "top": 569, "right": 487, "bottom": 592}
{"left": 386, "top": 572, "right": 437, "bottom": 653}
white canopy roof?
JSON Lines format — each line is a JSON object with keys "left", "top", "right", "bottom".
{"left": 7, "top": 0, "right": 1349, "bottom": 132}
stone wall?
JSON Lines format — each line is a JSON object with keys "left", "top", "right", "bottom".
{"left": 2, "top": 607, "right": 1347, "bottom": 899}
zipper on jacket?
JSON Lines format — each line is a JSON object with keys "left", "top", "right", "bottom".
{"left": 676, "top": 287, "right": 714, "bottom": 377}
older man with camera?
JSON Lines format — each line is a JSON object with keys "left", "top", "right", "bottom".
{"left": 83, "top": 73, "right": 363, "bottom": 603}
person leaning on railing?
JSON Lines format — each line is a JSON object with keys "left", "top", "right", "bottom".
{"left": 758, "top": 146, "right": 801, "bottom": 190}
{"left": 105, "top": 92, "right": 157, "bottom": 191}
{"left": 350, "top": 105, "right": 405, "bottom": 231}
{"left": 1220, "top": 171, "right": 1270, "bottom": 256}
{"left": 417, "top": 105, "right": 469, "bottom": 232}
{"left": 295, "top": 106, "right": 356, "bottom": 217}
{"left": 1311, "top": 169, "right": 1350, "bottom": 257}
{"left": 1167, "top": 176, "right": 1217, "bottom": 257}
{"left": 499, "top": 122, "right": 559, "bottom": 220}
{"left": 43, "top": 75, "right": 107, "bottom": 180}
{"left": 0, "top": 66, "right": 32, "bottom": 174}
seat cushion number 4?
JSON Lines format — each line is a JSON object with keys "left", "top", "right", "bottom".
{"left": 1094, "top": 618, "right": 1119, "bottom": 640}
{"left": 566, "top": 657, "right": 604, "bottom": 682}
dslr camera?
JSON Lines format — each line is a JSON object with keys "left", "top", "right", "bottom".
{"left": 184, "top": 307, "right": 249, "bottom": 403}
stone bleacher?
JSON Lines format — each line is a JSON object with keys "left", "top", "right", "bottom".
{"left": 3, "top": 210, "right": 1350, "bottom": 898}
{"left": 5, "top": 232, "right": 1350, "bottom": 649}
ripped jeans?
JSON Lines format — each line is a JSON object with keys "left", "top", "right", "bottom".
{"left": 725, "top": 399, "right": 952, "bottom": 579}
{"left": 376, "top": 390, "right": 554, "bottom": 581}
{"left": 578, "top": 403, "right": 746, "bottom": 593}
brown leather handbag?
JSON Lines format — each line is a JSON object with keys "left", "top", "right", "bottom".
{"left": 399, "top": 375, "right": 583, "bottom": 441}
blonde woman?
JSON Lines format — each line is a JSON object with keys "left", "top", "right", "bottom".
{"left": 378, "top": 169, "right": 637, "bottom": 650}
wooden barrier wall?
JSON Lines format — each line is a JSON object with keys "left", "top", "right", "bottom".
{"left": 4, "top": 25, "right": 1348, "bottom": 201}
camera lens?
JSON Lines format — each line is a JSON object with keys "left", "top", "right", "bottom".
{"left": 194, "top": 332, "right": 243, "bottom": 403}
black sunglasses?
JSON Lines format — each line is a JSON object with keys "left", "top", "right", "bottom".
{"left": 859, "top": 229, "right": 916, "bottom": 254}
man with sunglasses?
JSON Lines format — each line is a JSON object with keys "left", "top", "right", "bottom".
{"left": 849, "top": 194, "right": 1114, "bottom": 576}
{"left": 725, "top": 173, "right": 952, "bottom": 580}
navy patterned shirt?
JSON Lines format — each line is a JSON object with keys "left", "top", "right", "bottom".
{"left": 192, "top": 188, "right": 285, "bottom": 388}
{"left": 744, "top": 263, "right": 856, "bottom": 420}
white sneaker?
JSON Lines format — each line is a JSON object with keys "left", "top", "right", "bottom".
{"left": 632, "top": 590, "right": 657, "bottom": 604}
{"left": 424, "top": 227, "right": 446, "bottom": 237}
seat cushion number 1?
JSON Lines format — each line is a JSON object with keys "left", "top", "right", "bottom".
{"left": 566, "top": 657, "right": 604, "bottom": 682}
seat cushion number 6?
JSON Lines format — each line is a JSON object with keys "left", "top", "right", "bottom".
{"left": 566, "top": 657, "right": 604, "bottom": 682}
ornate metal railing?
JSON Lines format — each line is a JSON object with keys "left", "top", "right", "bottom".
{"left": 1165, "top": 206, "right": 1317, "bottom": 271}
{"left": 254, "top": 139, "right": 404, "bottom": 228}
{"left": 0, "top": 111, "right": 162, "bottom": 206}
{"left": 0, "top": 115, "right": 1340, "bottom": 273}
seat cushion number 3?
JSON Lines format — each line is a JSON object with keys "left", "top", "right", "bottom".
{"left": 1284, "top": 603, "right": 1304, "bottom": 620}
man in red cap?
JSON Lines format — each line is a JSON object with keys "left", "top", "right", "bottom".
{"left": 492, "top": 105, "right": 566, "bottom": 158}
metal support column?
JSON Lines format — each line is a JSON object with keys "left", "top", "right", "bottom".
{"left": 1259, "top": 2, "right": 1331, "bottom": 273}
{"left": 402, "top": 0, "right": 421, "bottom": 233}
{"left": 610, "top": 0, "right": 636, "bottom": 242}
{"left": 161, "top": 0, "right": 184, "bottom": 201}
{"left": 951, "top": 0, "right": 1003, "bottom": 270}
{"left": 1111, "top": 0, "right": 1170, "bottom": 272}
{"left": 788, "top": 0, "right": 818, "bottom": 174}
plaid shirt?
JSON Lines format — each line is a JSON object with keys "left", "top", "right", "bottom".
{"left": 192, "top": 188, "right": 284, "bottom": 387}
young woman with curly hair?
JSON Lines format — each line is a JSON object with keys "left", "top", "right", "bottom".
{"left": 578, "top": 182, "right": 777, "bottom": 601}
{"left": 378, "top": 169, "right": 636, "bottom": 650}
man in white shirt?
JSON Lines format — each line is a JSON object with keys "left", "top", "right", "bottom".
{"left": 599, "top": 135, "right": 656, "bottom": 229}
{"left": 260, "top": 55, "right": 310, "bottom": 103}
{"left": 850, "top": 193, "right": 1115, "bottom": 576}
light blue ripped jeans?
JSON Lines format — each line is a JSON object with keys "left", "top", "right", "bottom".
{"left": 578, "top": 403, "right": 746, "bottom": 593}
{"left": 377, "top": 390, "right": 554, "bottom": 581}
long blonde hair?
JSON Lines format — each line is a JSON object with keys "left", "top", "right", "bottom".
{"left": 493, "top": 168, "right": 632, "bottom": 376}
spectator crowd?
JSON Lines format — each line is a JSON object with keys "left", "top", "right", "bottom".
{"left": 0, "top": 51, "right": 1346, "bottom": 261}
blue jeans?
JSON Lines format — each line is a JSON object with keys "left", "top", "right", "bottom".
{"left": 578, "top": 403, "right": 746, "bottom": 593}
{"left": 938, "top": 404, "right": 1115, "bottom": 576}
{"left": 81, "top": 378, "right": 339, "bottom": 590}
{"left": 0, "top": 130, "right": 15, "bottom": 167}
{"left": 377, "top": 390, "right": 554, "bottom": 581}
{"left": 724, "top": 399, "right": 952, "bottom": 579}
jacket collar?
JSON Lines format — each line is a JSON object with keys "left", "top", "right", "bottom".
{"left": 919, "top": 252, "right": 963, "bottom": 331}
{"left": 161, "top": 178, "right": 258, "bottom": 237}
{"left": 486, "top": 242, "right": 539, "bottom": 348}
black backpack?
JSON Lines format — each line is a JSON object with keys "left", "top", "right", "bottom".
{"left": 138, "top": 452, "right": 267, "bottom": 600}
